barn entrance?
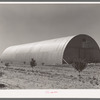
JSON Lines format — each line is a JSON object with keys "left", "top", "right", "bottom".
{"left": 79, "top": 38, "right": 88, "bottom": 60}
{"left": 63, "top": 35, "right": 100, "bottom": 64}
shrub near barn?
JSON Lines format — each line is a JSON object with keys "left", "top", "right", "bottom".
{"left": 30, "top": 58, "right": 37, "bottom": 72}
{"left": 72, "top": 58, "right": 87, "bottom": 81}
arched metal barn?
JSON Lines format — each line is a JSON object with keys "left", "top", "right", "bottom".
{"left": 1, "top": 34, "right": 100, "bottom": 65}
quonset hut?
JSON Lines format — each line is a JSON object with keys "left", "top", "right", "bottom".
{"left": 1, "top": 34, "right": 100, "bottom": 65}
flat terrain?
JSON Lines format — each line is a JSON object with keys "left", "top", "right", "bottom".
{"left": 0, "top": 63, "right": 100, "bottom": 89}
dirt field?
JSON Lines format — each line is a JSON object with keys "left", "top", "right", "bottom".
{"left": 0, "top": 63, "right": 100, "bottom": 89}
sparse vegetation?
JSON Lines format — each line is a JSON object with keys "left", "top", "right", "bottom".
{"left": 0, "top": 63, "right": 100, "bottom": 89}
{"left": 42, "top": 62, "right": 44, "bottom": 66}
{"left": 0, "top": 71, "right": 4, "bottom": 77}
{"left": 0, "top": 84, "right": 6, "bottom": 88}
{"left": 23, "top": 61, "right": 26, "bottom": 64}
{"left": 30, "top": 58, "right": 37, "bottom": 72}
{"left": 72, "top": 58, "right": 87, "bottom": 80}
{"left": 89, "top": 76, "right": 99, "bottom": 86}
{"left": 5, "top": 63, "right": 9, "bottom": 67}
{"left": 0, "top": 57, "right": 100, "bottom": 89}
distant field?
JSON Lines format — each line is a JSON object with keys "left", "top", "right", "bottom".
{"left": 0, "top": 63, "right": 100, "bottom": 89}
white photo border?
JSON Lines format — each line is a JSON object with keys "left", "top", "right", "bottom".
{"left": 0, "top": 2, "right": 100, "bottom": 98}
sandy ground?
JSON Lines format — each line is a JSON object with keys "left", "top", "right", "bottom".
{"left": 0, "top": 63, "right": 100, "bottom": 89}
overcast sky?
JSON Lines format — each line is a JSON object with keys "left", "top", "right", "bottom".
{"left": 0, "top": 4, "right": 100, "bottom": 55}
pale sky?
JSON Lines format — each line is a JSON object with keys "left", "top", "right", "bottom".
{"left": 0, "top": 4, "right": 100, "bottom": 55}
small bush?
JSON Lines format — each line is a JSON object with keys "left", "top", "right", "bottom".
{"left": 0, "top": 71, "right": 4, "bottom": 77}
{"left": 30, "top": 58, "right": 37, "bottom": 72}
{"left": 5, "top": 63, "right": 9, "bottom": 67}
{"left": 0, "top": 84, "right": 6, "bottom": 88}
{"left": 23, "top": 61, "right": 26, "bottom": 64}
{"left": 72, "top": 58, "right": 87, "bottom": 73}
{"left": 72, "top": 58, "right": 87, "bottom": 80}
{"left": 42, "top": 62, "right": 44, "bottom": 65}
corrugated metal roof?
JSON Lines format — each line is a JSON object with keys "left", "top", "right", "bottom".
{"left": 0, "top": 35, "right": 75, "bottom": 65}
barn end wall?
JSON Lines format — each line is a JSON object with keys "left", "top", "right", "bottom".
{"left": 63, "top": 34, "right": 100, "bottom": 64}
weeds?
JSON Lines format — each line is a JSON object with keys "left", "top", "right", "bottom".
{"left": 0, "top": 71, "right": 4, "bottom": 77}
{"left": 89, "top": 76, "right": 99, "bottom": 86}
{"left": 5, "top": 63, "right": 9, "bottom": 67}
{"left": 23, "top": 61, "right": 26, "bottom": 64}
{"left": 5, "top": 63, "right": 9, "bottom": 69}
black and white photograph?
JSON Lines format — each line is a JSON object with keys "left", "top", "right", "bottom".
{"left": 0, "top": 3, "right": 100, "bottom": 90}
